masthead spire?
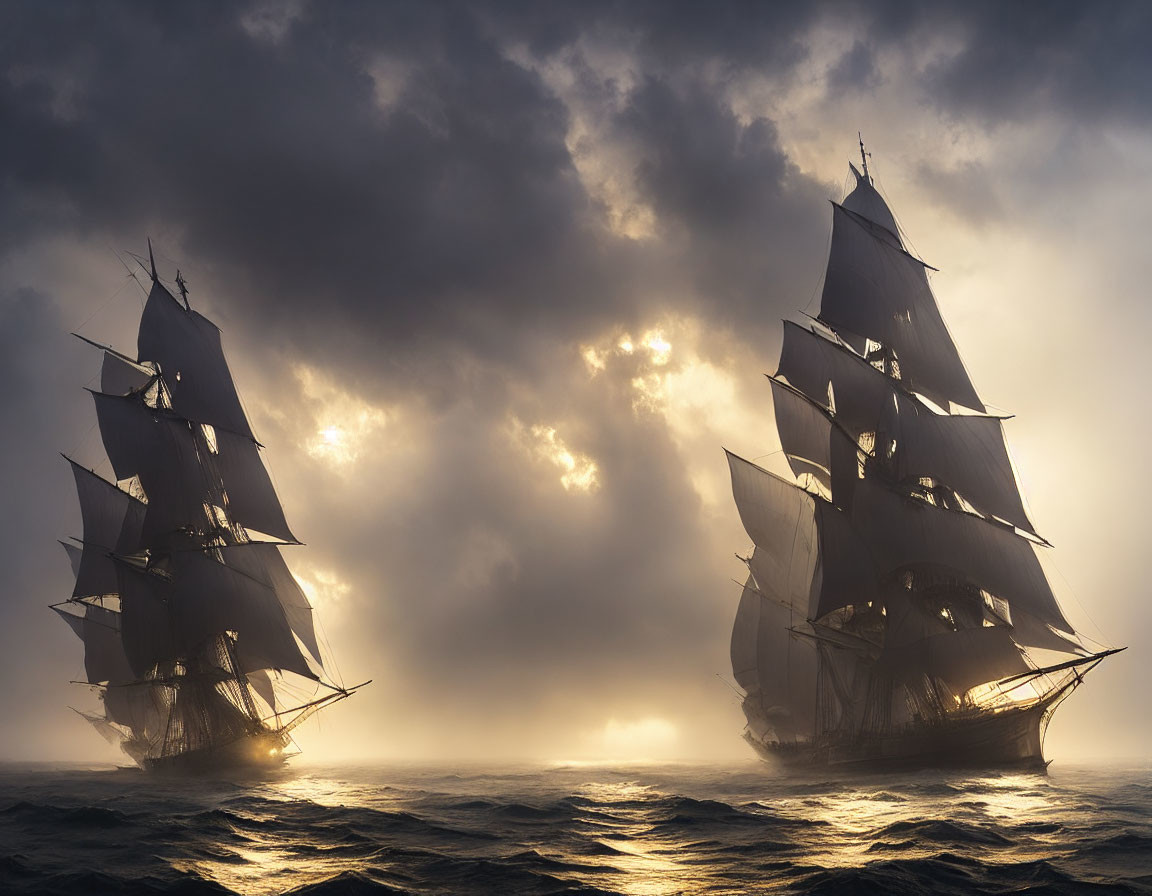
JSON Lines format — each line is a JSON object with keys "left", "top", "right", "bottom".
{"left": 147, "top": 238, "right": 158, "bottom": 284}
{"left": 175, "top": 269, "right": 190, "bottom": 310}
{"left": 858, "top": 131, "right": 871, "bottom": 183}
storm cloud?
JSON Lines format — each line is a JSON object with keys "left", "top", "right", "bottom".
{"left": 0, "top": 0, "right": 1147, "bottom": 761}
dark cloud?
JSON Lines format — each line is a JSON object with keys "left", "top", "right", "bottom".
{"left": 826, "top": 40, "right": 882, "bottom": 94}
{"left": 913, "top": 159, "right": 1002, "bottom": 226}
{"left": 0, "top": 0, "right": 1147, "bottom": 760}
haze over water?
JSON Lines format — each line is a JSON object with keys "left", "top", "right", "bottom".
{"left": 2, "top": 760, "right": 1149, "bottom": 895}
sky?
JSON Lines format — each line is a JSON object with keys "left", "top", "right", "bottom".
{"left": 1, "top": 0, "right": 1150, "bottom": 764}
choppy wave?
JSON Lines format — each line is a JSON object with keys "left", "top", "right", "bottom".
{"left": 0, "top": 761, "right": 1149, "bottom": 894}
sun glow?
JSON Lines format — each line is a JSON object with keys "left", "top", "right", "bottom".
{"left": 587, "top": 717, "right": 680, "bottom": 760}
{"left": 514, "top": 419, "right": 600, "bottom": 492}
{"left": 294, "top": 566, "right": 352, "bottom": 612}
{"left": 294, "top": 365, "right": 387, "bottom": 468}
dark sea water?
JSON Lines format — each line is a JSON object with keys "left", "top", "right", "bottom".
{"left": 1, "top": 759, "right": 1150, "bottom": 895}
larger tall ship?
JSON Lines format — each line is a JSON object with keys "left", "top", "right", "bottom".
{"left": 54, "top": 246, "right": 364, "bottom": 773}
{"left": 726, "top": 144, "right": 1120, "bottom": 770}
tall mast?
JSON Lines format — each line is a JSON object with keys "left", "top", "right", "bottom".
{"left": 147, "top": 238, "right": 157, "bottom": 283}
{"left": 858, "top": 132, "right": 871, "bottom": 183}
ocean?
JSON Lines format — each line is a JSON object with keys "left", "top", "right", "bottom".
{"left": 1, "top": 760, "right": 1149, "bottom": 895}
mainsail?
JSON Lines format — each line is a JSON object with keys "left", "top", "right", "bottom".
{"left": 727, "top": 150, "right": 1118, "bottom": 759}
{"left": 56, "top": 250, "right": 361, "bottom": 769}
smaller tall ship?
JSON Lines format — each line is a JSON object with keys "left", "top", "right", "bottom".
{"left": 726, "top": 140, "right": 1121, "bottom": 770}
{"left": 54, "top": 245, "right": 365, "bottom": 773}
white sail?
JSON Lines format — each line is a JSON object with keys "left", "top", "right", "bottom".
{"left": 881, "top": 625, "right": 1030, "bottom": 695}
{"left": 726, "top": 451, "right": 817, "bottom": 616}
{"left": 247, "top": 669, "right": 278, "bottom": 713}
{"left": 91, "top": 392, "right": 213, "bottom": 540}
{"left": 67, "top": 459, "right": 146, "bottom": 597}
{"left": 172, "top": 552, "right": 316, "bottom": 680}
{"left": 75, "top": 710, "right": 125, "bottom": 746}
{"left": 775, "top": 334, "right": 1036, "bottom": 534}
{"left": 842, "top": 166, "right": 901, "bottom": 242}
{"left": 137, "top": 282, "right": 255, "bottom": 439}
{"left": 101, "top": 351, "right": 154, "bottom": 396}
{"left": 771, "top": 378, "right": 833, "bottom": 487}
{"left": 217, "top": 544, "right": 321, "bottom": 666}
{"left": 820, "top": 203, "right": 984, "bottom": 412}
{"left": 60, "top": 541, "right": 82, "bottom": 577}
{"left": 53, "top": 603, "right": 135, "bottom": 685}
{"left": 210, "top": 428, "right": 295, "bottom": 542}
{"left": 730, "top": 576, "right": 817, "bottom": 741}
{"left": 850, "top": 477, "right": 1070, "bottom": 632}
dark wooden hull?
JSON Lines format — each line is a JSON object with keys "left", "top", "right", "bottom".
{"left": 141, "top": 731, "right": 289, "bottom": 775}
{"left": 747, "top": 699, "right": 1053, "bottom": 772}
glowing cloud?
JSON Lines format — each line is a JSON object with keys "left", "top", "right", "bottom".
{"left": 293, "top": 565, "right": 352, "bottom": 613}
{"left": 513, "top": 419, "right": 600, "bottom": 493}
{"left": 593, "top": 717, "right": 680, "bottom": 759}
{"left": 294, "top": 365, "right": 388, "bottom": 468}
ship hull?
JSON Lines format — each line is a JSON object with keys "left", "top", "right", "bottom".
{"left": 140, "top": 730, "right": 289, "bottom": 775}
{"left": 747, "top": 700, "right": 1052, "bottom": 772}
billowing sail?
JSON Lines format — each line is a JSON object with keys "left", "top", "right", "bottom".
{"left": 91, "top": 392, "right": 213, "bottom": 541}
{"left": 880, "top": 624, "right": 1030, "bottom": 695}
{"left": 726, "top": 451, "right": 817, "bottom": 616}
{"left": 731, "top": 576, "right": 817, "bottom": 741}
{"left": 209, "top": 428, "right": 295, "bottom": 542}
{"left": 67, "top": 459, "right": 146, "bottom": 596}
{"left": 116, "top": 554, "right": 316, "bottom": 681}
{"left": 53, "top": 603, "right": 135, "bottom": 686}
{"left": 101, "top": 351, "right": 153, "bottom": 396}
{"left": 726, "top": 451, "right": 877, "bottom": 620}
{"left": 138, "top": 282, "right": 254, "bottom": 439}
{"left": 774, "top": 334, "right": 1036, "bottom": 533}
{"left": 217, "top": 544, "right": 321, "bottom": 665}
{"left": 820, "top": 199, "right": 983, "bottom": 412}
{"left": 849, "top": 477, "right": 1069, "bottom": 632}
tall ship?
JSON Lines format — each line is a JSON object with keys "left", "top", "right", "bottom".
{"left": 726, "top": 143, "right": 1120, "bottom": 770}
{"left": 54, "top": 246, "right": 365, "bottom": 773}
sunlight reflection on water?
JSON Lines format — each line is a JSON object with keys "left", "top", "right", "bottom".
{"left": 1, "top": 761, "right": 1148, "bottom": 895}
